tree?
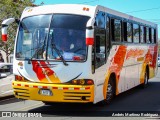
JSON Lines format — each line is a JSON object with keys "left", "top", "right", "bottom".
{"left": 0, "top": 0, "right": 34, "bottom": 62}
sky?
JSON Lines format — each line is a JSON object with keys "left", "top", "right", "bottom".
{"left": 34, "top": 0, "right": 160, "bottom": 38}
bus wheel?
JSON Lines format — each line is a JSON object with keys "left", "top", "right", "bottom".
{"left": 105, "top": 76, "right": 115, "bottom": 104}
{"left": 141, "top": 70, "right": 149, "bottom": 88}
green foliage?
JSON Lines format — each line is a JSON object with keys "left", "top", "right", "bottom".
{"left": 0, "top": 0, "right": 34, "bottom": 62}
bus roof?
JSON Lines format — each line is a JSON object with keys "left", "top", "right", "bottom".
{"left": 21, "top": 4, "right": 157, "bottom": 28}
{"left": 96, "top": 5, "right": 157, "bottom": 28}
{"left": 21, "top": 4, "right": 96, "bottom": 18}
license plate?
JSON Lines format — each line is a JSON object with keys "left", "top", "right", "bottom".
{"left": 39, "top": 89, "right": 53, "bottom": 96}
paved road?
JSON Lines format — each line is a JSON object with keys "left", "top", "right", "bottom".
{"left": 0, "top": 68, "right": 160, "bottom": 119}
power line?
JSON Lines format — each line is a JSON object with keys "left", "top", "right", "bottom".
{"left": 79, "top": 0, "right": 99, "bottom": 4}
{"left": 147, "top": 19, "right": 160, "bottom": 21}
{"left": 126, "top": 7, "right": 160, "bottom": 13}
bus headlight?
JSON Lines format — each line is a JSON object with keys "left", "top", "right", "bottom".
{"left": 15, "top": 75, "right": 28, "bottom": 82}
{"left": 79, "top": 79, "right": 85, "bottom": 85}
{"left": 70, "top": 79, "right": 94, "bottom": 85}
{"left": 72, "top": 80, "right": 78, "bottom": 84}
{"left": 86, "top": 79, "right": 94, "bottom": 85}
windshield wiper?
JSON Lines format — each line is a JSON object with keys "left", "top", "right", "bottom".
{"left": 28, "top": 46, "right": 44, "bottom": 64}
{"left": 51, "top": 43, "right": 68, "bottom": 66}
{"left": 28, "top": 35, "right": 46, "bottom": 64}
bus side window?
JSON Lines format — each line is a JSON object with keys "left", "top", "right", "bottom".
{"left": 133, "top": 24, "right": 140, "bottom": 43}
{"left": 154, "top": 29, "right": 157, "bottom": 43}
{"left": 144, "top": 27, "right": 147, "bottom": 43}
{"left": 111, "top": 19, "right": 121, "bottom": 42}
{"left": 114, "top": 19, "right": 121, "bottom": 42}
{"left": 149, "top": 28, "right": 152, "bottom": 43}
{"left": 123, "top": 22, "right": 127, "bottom": 42}
{"left": 111, "top": 19, "right": 115, "bottom": 41}
{"left": 151, "top": 28, "right": 154, "bottom": 43}
{"left": 146, "top": 27, "right": 150, "bottom": 43}
{"left": 95, "top": 11, "right": 105, "bottom": 28}
{"left": 94, "top": 29, "right": 106, "bottom": 69}
{"left": 127, "top": 22, "right": 133, "bottom": 43}
{"left": 123, "top": 22, "right": 133, "bottom": 43}
{"left": 140, "top": 26, "right": 144, "bottom": 43}
{"left": 106, "top": 17, "right": 110, "bottom": 57}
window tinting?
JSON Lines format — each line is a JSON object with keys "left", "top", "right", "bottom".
{"left": 95, "top": 29, "right": 106, "bottom": 69}
{"left": 151, "top": 28, "right": 154, "bottom": 43}
{"left": 144, "top": 27, "right": 146, "bottom": 43}
{"left": 106, "top": 17, "right": 110, "bottom": 53}
{"left": 154, "top": 29, "right": 157, "bottom": 43}
{"left": 95, "top": 11, "right": 105, "bottom": 28}
{"left": 133, "top": 24, "right": 139, "bottom": 43}
{"left": 123, "top": 22, "right": 127, "bottom": 42}
{"left": 127, "top": 23, "right": 132, "bottom": 42}
{"left": 140, "top": 26, "right": 144, "bottom": 43}
{"left": 114, "top": 19, "right": 121, "bottom": 42}
{"left": 146, "top": 27, "right": 150, "bottom": 43}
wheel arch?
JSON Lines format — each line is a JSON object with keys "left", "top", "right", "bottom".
{"left": 140, "top": 63, "right": 150, "bottom": 84}
{"left": 103, "top": 72, "right": 116, "bottom": 99}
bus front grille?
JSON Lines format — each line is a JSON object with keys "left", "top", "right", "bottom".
{"left": 13, "top": 88, "right": 30, "bottom": 99}
{"left": 64, "top": 92, "right": 91, "bottom": 101}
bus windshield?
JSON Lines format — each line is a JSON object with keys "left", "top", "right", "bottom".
{"left": 16, "top": 14, "right": 90, "bottom": 62}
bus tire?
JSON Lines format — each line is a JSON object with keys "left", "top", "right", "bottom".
{"left": 141, "top": 70, "right": 149, "bottom": 88}
{"left": 105, "top": 76, "right": 115, "bottom": 104}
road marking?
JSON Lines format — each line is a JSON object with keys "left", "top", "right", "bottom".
{"left": 16, "top": 102, "right": 44, "bottom": 111}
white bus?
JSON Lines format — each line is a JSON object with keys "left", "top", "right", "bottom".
{"left": 1, "top": 4, "right": 158, "bottom": 104}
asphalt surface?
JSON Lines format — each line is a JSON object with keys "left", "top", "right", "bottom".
{"left": 0, "top": 68, "right": 160, "bottom": 119}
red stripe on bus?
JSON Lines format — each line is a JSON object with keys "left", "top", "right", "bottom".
{"left": 42, "top": 86, "right": 47, "bottom": 89}
{"left": 52, "top": 87, "right": 58, "bottom": 89}
{"left": 63, "top": 87, "right": 68, "bottom": 90}
{"left": 25, "top": 85, "right": 29, "bottom": 87}
{"left": 74, "top": 87, "right": 80, "bottom": 90}
{"left": 86, "top": 38, "right": 94, "bottom": 45}
{"left": 85, "top": 87, "right": 90, "bottom": 90}
{"left": 17, "top": 84, "right": 21, "bottom": 86}
{"left": 33, "top": 86, "right": 38, "bottom": 88}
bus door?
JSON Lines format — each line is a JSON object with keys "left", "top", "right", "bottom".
{"left": 92, "top": 12, "right": 110, "bottom": 74}
{"left": 92, "top": 12, "right": 111, "bottom": 103}
{"left": 92, "top": 28, "right": 108, "bottom": 102}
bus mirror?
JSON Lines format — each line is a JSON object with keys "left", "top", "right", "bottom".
{"left": 2, "top": 18, "right": 15, "bottom": 42}
{"left": 86, "top": 29, "right": 94, "bottom": 46}
{"left": 86, "top": 38, "right": 94, "bottom": 46}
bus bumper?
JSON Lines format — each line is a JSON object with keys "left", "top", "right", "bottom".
{"left": 12, "top": 81, "right": 94, "bottom": 103}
